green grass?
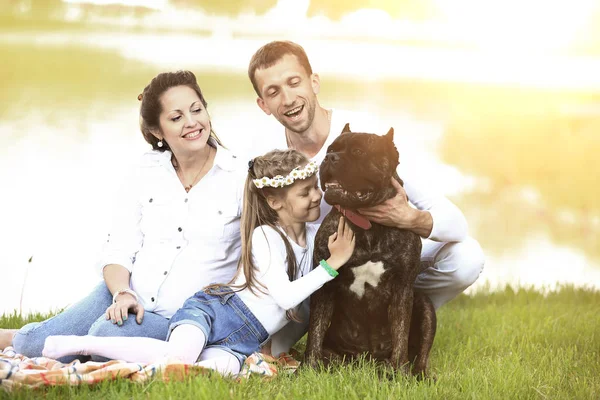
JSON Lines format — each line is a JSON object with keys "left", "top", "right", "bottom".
{"left": 2, "top": 286, "right": 599, "bottom": 399}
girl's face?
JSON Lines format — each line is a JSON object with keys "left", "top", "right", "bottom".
{"left": 276, "top": 174, "right": 322, "bottom": 225}
{"left": 154, "top": 85, "right": 211, "bottom": 157}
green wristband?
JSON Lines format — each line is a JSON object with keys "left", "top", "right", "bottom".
{"left": 320, "top": 259, "right": 339, "bottom": 278}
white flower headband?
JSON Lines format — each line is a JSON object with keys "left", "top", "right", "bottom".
{"left": 253, "top": 161, "right": 319, "bottom": 189}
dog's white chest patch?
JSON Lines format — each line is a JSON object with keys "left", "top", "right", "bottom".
{"left": 349, "top": 261, "right": 386, "bottom": 298}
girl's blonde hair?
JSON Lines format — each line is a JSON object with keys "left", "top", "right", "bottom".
{"left": 228, "top": 149, "right": 310, "bottom": 322}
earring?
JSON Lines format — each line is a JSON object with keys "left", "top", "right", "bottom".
{"left": 157, "top": 140, "right": 163, "bottom": 148}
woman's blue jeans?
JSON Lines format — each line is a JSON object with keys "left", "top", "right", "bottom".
{"left": 12, "top": 282, "right": 170, "bottom": 363}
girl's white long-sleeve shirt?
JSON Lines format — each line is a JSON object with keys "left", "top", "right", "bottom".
{"left": 233, "top": 224, "right": 334, "bottom": 335}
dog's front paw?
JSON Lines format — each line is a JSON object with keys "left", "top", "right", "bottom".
{"left": 385, "top": 358, "right": 412, "bottom": 377}
{"left": 302, "top": 352, "right": 321, "bottom": 369}
{"left": 411, "top": 365, "right": 436, "bottom": 382}
{"left": 302, "top": 357, "right": 319, "bottom": 368}
{"left": 376, "top": 359, "right": 409, "bottom": 380}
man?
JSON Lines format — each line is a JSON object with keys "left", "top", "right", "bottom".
{"left": 248, "top": 41, "right": 485, "bottom": 356}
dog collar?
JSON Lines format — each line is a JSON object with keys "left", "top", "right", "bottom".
{"left": 334, "top": 205, "right": 372, "bottom": 230}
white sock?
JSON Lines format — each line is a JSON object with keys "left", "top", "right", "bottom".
{"left": 43, "top": 335, "right": 89, "bottom": 358}
{"left": 43, "top": 325, "right": 207, "bottom": 364}
{"left": 196, "top": 347, "right": 242, "bottom": 376}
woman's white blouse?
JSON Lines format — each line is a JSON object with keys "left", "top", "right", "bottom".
{"left": 99, "top": 144, "right": 246, "bottom": 318}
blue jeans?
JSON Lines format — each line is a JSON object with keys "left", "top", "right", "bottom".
{"left": 168, "top": 286, "right": 269, "bottom": 367}
{"left": 12, "top": 283, "right": 170, "bottom": 363}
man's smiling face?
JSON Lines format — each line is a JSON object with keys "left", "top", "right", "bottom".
{"left": 254, "top": 54, "right": 321, "bottom": 134}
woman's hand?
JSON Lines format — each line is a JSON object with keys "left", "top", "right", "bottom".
{"left": 105, "top": 292, "right": 145, "bottom": 326}
{"left": 326, "top": 216, "right": 356, "bottom": 270}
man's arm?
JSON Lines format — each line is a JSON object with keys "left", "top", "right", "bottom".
{"left": 359, "top": 178, "right": 468, "bottom": 242}
{"left": 358, "top": 178, "right": 433, "bottom": 238}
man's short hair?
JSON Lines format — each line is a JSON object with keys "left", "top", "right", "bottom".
{"left": 248, "top": 41, "right": 313, "bottom": 97}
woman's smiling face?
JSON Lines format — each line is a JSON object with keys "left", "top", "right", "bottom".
{"left": 154, "top": 85, "right": 212, "bottom": 156}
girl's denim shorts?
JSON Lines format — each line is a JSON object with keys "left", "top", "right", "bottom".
{"left": 168, "top": 286, "right": 269, "bottom": 368}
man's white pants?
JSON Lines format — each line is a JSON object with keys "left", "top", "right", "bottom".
{"left": 415, "top": 236, "right": 485, "bottom": 309}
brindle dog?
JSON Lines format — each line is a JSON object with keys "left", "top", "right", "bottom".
{"left": 304, "top": 124, "right": 436, "bottom": 377}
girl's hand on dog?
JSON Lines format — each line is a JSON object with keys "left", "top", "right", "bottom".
{"left": 326, "top": 216, "right": 356, "bottom": 270}
{"left": 105, "top": 294, "right": 145, "bottom": 326}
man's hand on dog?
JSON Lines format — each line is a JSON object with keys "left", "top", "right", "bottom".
{"left": 358, "top": 178, "right": 433, "bottom": 238}
{"left": 326, "top": 216, "right": 356, "bottom": 269}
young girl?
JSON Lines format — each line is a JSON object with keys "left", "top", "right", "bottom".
{"left": 43, "top": 149, "right": 355, "bottom": 375}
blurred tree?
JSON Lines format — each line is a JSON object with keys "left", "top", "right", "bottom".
{"left": 307, "top": 0, "right": 438, "bottom": 20}
{"left": 170, "top": 0, "right": 277, "bottom": 15}
{"left": 0, "top": 0, "right": 65, "bottom": 18}
{"left": 169, "top": 0, "right": 438, "bottom": 19}
{"left": 29, "top": 0, "right": 63, "bottom": 12}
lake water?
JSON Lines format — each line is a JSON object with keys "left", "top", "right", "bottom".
{"left": 1, "top": 28, "right": 599, "bottom": 316}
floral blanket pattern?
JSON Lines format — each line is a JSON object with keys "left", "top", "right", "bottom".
{"left": 0, "top": 347, "right": 299, "bottom": 391}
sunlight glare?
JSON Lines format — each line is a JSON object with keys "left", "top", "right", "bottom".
{"left": 63, "top": 0, "right": 168, "bottom": 11}
{"left": 434, "top": 0, "right": 597, "bottom": 52}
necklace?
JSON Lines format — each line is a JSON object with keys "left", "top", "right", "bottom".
{"left": 173, "top": 146, "right": 213, "bottom": 193}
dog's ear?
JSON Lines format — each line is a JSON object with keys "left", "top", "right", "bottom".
{"left": 384, "top": 127, "right": 394, "bottom": 141}
{"left": 341, "top": 123, "right": 351, "bottom": 134}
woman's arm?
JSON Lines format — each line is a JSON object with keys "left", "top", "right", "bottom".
{"left": 98, "top": 168, "right": 145, "bottom": 325}
{"left": 103, "top": 264, "right": 131, "bottom": 296}
{"left": 101, "top": 264, "right": 143, "bottom": 324}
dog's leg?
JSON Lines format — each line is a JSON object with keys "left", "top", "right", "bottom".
{"left": 304, "top": 286, "right": 335, "bottom": 368}
{"left": 321, "top": 346, "right": 343, "bottom": 367}
{"left": 388, "top": 285, "right": 414, "bottom": 374}
{"left": 409, "top": 292, "right": 437, "bottom": 378}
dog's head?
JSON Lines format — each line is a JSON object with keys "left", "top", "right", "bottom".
{"left": 319, "top": 123, "right": 402, "bottom": 209}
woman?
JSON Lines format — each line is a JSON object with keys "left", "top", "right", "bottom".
{"left": 0, "top": 71, "right": 245, "bottom": 363}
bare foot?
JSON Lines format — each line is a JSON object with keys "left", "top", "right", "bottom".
{"left": 0, "top": 329, "right": 18, "bottom": 351}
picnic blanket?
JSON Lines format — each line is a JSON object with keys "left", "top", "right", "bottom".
{"left": 0, "top": 346, "right": 300, "bottom": 391}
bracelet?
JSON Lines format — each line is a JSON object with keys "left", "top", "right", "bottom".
{"left": 319, "top": 259, "right": 339, "bottom": 278}
{"left": 112, "top": 288, "right": 138, "bottom": 304}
